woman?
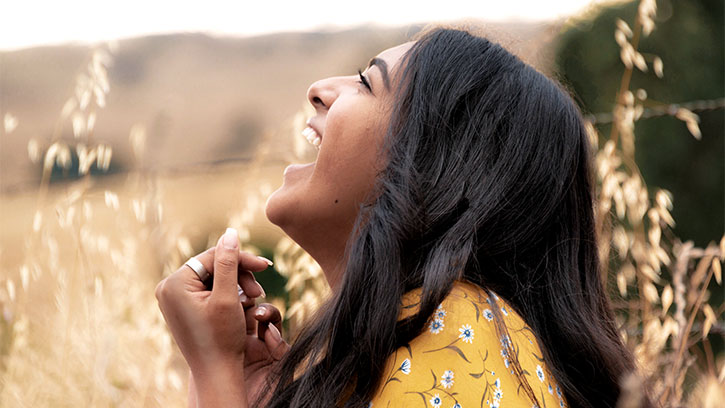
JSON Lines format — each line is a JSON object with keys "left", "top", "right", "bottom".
{"left": 156, "top": 28, "right": 650, "bottom": 408}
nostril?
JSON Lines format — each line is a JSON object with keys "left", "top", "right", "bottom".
{"left": 312, "top": 96, "right": 325, "bottom": 107}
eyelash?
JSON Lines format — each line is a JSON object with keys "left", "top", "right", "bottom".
{"left": 357, "top": 69, "right": 372, "bottom": 92}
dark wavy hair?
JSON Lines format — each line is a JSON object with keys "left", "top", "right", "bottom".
{"left": 262, "top": 27, "right": 651, "bottom": 408}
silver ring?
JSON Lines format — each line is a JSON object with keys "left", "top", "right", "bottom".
{"left": 185, "top": 257, "right": 209, "bottom": 281}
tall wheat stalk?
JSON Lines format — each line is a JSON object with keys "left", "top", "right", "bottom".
{"left": 590, "top": 1, "right": 724, "bottom": 406}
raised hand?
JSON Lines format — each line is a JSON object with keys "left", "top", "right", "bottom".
{"left": 155, "top": 228, "right": 270, "bottom": 407}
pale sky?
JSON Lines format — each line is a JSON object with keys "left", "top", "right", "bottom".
{"left": 1, "top": 0, "right": 613, "bottom": 51}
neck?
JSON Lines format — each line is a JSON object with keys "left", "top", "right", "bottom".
{"left": 296, "top": 236, "right": 347, "bottom": 291}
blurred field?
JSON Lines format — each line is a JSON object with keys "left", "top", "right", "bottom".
{"left": 0, "top": 23, "right": 554, "bottom": 193}
{"left": 0, "top": 24, "right": 516, "bottom": 406}
{"left": 0, "top": 159, "right": 292, "bottom": 405}
{"left": 0, "top": 162, "right": 287, "bottom": 276}
{"left": 1, "top": 6, "right": 723, "bottom": 407}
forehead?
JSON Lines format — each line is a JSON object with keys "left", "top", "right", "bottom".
{"left": 374, "top": 42, "right": 415, "bottom": 70}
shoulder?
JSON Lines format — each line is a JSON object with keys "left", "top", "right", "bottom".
{"left": 369, "top": 281, "right": 568, "bottom": 408}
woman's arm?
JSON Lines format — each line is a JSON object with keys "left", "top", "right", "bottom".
{"left": 192, "top": 360, "right": 247, "bottom": 407}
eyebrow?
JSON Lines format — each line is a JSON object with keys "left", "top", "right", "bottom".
{"left": 367, "top": 57, "right": 390, "bottom": 90}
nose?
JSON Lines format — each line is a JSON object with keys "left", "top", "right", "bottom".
{"left": 306, "top": 77, "right": 341, "bottom": 112}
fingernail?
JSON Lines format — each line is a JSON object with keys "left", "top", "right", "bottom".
{"left": 239, "top": 292, "right": 248, "bottom": 303}
{"left": 255, "top": 307, "right": 266, "bottom": 316}
{"left": 256, "top": 282, "right": 267, "bottom": 298}
{"left": 257, "top": 256, "right": 273, "bottom": 266}
{"left": 223, "top": 228, "right": 238, "bottom": 249}
{"left": 268, "top": 323, "right": 282, "bottom": 342}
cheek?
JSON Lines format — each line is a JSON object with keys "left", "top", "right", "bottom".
{"left": 314, "top": 109, "right": 386, "bottom": 205}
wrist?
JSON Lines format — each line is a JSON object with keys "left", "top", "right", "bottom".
{"left": 192, "top": 360, "right": 247, "bottom": 407}
{"left": 189, "top": 351, "right": 245, "bottom": 376}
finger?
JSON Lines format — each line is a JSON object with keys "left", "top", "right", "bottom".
{"left": 263, "top": 324, "right": 290, "bottom": 361}
{"left": 244, "top": 305, "right": 260, "bottom": 335}
{"left": 240, "top": 288, "right": 256, "bottom": 308}
{"left": 238, "top": 269, "right": 265, "bottom": 299}
{"left": 254, "top": 304, "right": 283, "bottom": 341}
{"left": 240, "top": 251, "right": 273, "bottom": 273}
{"left": 191, "top": 248, "right": 269, "bottom": 281}
{"left": 181, "top": 247, "right": 215, "bottom": 285}
{"left": 254, "top": 304, "right": 283, "bottom": 328}
{"left": 211, "top": 228, "right": 241, "bottom": 300}
{"left": 205, "top": 248, "right": 272, "bottom": 274}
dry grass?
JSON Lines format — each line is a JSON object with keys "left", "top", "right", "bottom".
{"left": 594, "top": 1, "right": 724, "bottom": 406}
{"left": 0, "top": 1, "right": 722, "bottom": 406}
{"left": 0, "top": 45, "right": 292, "bottom": 406}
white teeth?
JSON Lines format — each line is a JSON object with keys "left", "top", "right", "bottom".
{"left": 302, "top": 126, "right": 321, "bottom": 149}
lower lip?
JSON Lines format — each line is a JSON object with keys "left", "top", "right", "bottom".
{"left": 283, "top": 162, "right": 314, "bottom": 178}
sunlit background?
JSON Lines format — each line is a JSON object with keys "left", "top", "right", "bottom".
{"left": 2, "top": 0, "right": 612, "bottom": 50}
{"left": 0, "top": 0, "right": 723, "bottom": 406}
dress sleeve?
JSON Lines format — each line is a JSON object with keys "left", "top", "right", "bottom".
{"left": 367, "top": 283, "right": 567, "bottom": 408}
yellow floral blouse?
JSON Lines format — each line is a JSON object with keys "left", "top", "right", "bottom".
{"left": 369, "top": 281, "right": 568, "bottom": 408}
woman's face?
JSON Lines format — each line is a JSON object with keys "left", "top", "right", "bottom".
{"left": 265, "top": 42, "right": 413, "bottom": 281}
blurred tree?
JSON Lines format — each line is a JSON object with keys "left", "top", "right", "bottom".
{"left": 555, "top": 0, "right": 724, "bottom": 247}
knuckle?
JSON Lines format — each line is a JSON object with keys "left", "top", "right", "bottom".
{"left": 210, "top": 297, "right": 238, "bottom": 313}
{"left": 260, "top": 302, "right": 278, "bottom": 312}
{"left": 216, "top": 256, "right": 237, "bottom": 270}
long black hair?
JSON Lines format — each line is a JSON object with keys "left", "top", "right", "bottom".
{"left": 263, "top": 27, "right": 650, "bottom": 408}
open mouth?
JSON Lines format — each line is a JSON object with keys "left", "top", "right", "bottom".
{"left": 302, "top": 126, "right": 321, "bottom": 149}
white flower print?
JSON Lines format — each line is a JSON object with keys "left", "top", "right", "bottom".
{"left": 453, "top": 404, "right": 461, "bottom": 408}
{"left": 458, "top": 324, "right": 474, "bottom": 343}
{"left": 556, "top": 385, "right": 562, "bottom": 397}
{"left": 536, "top": 364, "right": 545, "bottom": 382}
{"left": 441, "top": 370, "right": 454, "bottom": 388}
{"left": 435, "top": 304, "right": 446, "bottom": 320}
{"left": 399, "top": 358, "right": 411, "bottom": 375}
{"left": 500, "top": 306, "right": 508, "bottom": 316}
{"left": 493, "top": 387, "right": 503, "bottom": 401}
{"left": 500, "top": 335, "right": 511, "bottom": 349}
{"left": 548, "top": 384, "right": 554, "bottom": 394}
{"left": 494, "top": 378, "right": 501, "bottom": 388}
{"left": 429, "top": 318, "right": 444, "bottom": 334}
{"left": 499, "top": 334, "right": 511, "bottom": 367}
{"left": 430, "top": 394, "right": 442, "bottom": 408}
{"left": 483, "top": 308, "right": 494, "bottom": 321}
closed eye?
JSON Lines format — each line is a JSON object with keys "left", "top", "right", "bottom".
{"left": 357, "top": 69, "right": 372, "bottom": 93}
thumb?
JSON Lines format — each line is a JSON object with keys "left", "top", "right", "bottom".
{"left": 211, "top": 227, "right": 240, "bottom": 300}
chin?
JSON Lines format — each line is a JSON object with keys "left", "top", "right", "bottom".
{"left": 264, "top": 188, "right": 290, "bottom": 229}
{"left": 264, "top": 183, "right": 312, "bottom": 235}
{"left": 264, "top": 188, "right": 317, "bottom": 259}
